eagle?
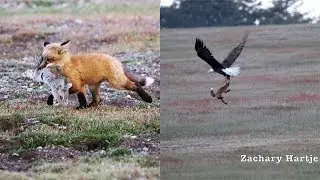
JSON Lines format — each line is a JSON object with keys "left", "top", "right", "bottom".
{"left": 195, "top": 32, "right": 248, "bottom": 80}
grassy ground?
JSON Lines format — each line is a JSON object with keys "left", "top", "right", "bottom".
{"left": 160, "top": 24, "right": 320, "bottom": 179}
{"left": 0, "top": 102, "right": 159, "bottom": 179}
{"left": 0, "top": 0, "right": 159, "bottom": 179}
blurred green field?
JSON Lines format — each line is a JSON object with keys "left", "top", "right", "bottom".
{"left": 160, "top": 24, "right": 320, "bottom": 179}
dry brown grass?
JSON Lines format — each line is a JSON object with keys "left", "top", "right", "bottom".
{"left": 0, "top": 2, "right": 159, "bottom": 59}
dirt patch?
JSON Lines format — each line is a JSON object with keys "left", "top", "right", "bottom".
{"left": 0, "top": 146, "right": 83, "bottom": 172}
{"left": 120, "top": 132, "right": 159, "bottom": 159}
{"left": 0, "top": 138, "right": 21, "bottom": 153}
{"left": 0, "top": 115, "right": 24, "bottom": 133}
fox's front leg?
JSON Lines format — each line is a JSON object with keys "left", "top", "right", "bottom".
{"left": 68, "top": 81, "right": 88, "bottom": 109}
{"left": 47, "top": 94, "right": 54, "bottom": 105}
{"left": 225, "top": 89, "right": 231, "bottom": 93}
{"left": 75, "top": 86, "right": 88, "bottom": 109}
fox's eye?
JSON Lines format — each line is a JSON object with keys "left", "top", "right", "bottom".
{"left": 47, "top": 57, "right": 54, "bottom": 62}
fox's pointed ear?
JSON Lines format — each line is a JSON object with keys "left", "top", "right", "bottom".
{"left": 44, "top": 41, "right": 51, "bottom": 47}
{"left": 60, "top": 40, "right": 70, "bottom": 54}
{"left": 61, "top": 40, "right": 70, "bottom": 46}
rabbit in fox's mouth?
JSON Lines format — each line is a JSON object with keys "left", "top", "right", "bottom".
{"left": 33, "top": 62, "right": 72, "bottom": 106}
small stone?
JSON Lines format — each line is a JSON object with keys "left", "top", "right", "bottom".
{"left": 37, "top": 146, "right": 43, "bottom": 150}
{"left": 59, "top": 126, "right": 67, "bottom": 130}
{"left": 130, "top": 135, "right": 137, "bottom": 139}
{"left": 75, "top": 19, "right": 82, "bottom": 24}
{"left": 68, "top": 152, "right": 75, "bottom": 158}
{"left": 139, "top": 151, "right": 148, "bottom": 156}
{"left": 99, "top": 150, "right": 106, "bottom": 156}
{"left": 12, "top": 153, "right": 19, "bottom": 157}
{"left": 142, "top": 147, "right": 148, "bottom": 152}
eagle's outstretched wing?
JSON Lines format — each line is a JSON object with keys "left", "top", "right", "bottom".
{"left": 221, "top": 31, "right": 248, "bottom": 68}
{"left": 195, "top": 38, "right": 224, "bottom": 70}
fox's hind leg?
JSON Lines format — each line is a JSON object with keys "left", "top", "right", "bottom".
{"left": 108, "top": 70, "right": 152, "bottom": 103}
{"left": 218, "top": 97, "right": 228, "bottom": 105}
{"left": 124, "top": 80, "right": 152, "bottom": 103}
{"left": 88, "top": 84, "right": 101, "bottom": 107}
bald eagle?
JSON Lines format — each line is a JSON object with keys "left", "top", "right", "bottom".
{"left": 195, "top": 32, "right": 248, "bottom": 79}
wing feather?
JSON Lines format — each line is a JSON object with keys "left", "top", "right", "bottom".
{"left": 221, "top": 32, "right": 248, "bottom": 68}
{"left": 195, "top": 38, "right": 224, "bottom": 70}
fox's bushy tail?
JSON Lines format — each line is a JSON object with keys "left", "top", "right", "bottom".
{"left": 124, "top": 67, "right": 155, "bottom": 87}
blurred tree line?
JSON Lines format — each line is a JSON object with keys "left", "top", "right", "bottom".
{"left": 160, "top": 0, "right": 314, "bottom": 28}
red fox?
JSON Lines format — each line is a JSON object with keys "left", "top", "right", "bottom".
{"left": 38, "top": 40, "right": 154, "bottom": 109}
{"left": 210, "top": 79, "right": 230, "bottom": 105}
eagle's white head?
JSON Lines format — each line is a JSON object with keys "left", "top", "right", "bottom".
{"left": 208, "top": 69, "right": 214, "bottom": 73}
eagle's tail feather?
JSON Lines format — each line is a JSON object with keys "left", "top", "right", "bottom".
{"left": 222, "top": 66, "right": 240, "bottom": 77}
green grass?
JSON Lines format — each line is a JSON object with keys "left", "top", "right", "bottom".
{"left": 0, "top": 102, "right": 159, "bottom": 179}
{"left": 0, "top": 104, "right": 159, "bottom": 152}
